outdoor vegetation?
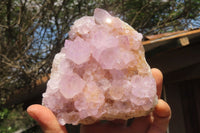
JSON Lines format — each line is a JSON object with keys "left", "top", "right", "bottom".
{"left": 0, "top": 0, "right": 200, "bottom": 132}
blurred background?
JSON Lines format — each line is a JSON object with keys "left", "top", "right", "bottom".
{"left": 0, "top": 0, "right": 200, "bottom": 132}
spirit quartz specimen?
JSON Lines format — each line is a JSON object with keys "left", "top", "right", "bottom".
{"left": 42, "top": 8, "right": 158, "bottom": 125}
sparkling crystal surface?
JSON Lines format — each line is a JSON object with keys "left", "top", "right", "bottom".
{"left": 42, "top": 8, "right": 157, "bottom": 125}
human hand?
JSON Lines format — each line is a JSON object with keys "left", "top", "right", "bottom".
{"left": 27, "top": 68, "right": 171, "bottom": 133}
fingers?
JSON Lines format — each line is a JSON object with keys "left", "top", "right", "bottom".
{"left": 129, "top": 116, "right": 151, "bottom": 133}
{"left": 27, "top": 104, "right": 68, "bottom": 133}
{"left": 80, "top": 122, "right": 128, "bottom": 133}
{"left": 151, "top": 68, "right": 163, "bottom": 98}
{"left": 110, "top": 119, "right": 127, "bottom": 126}
{"left": 148, "top": 99, "right": 171, "bottom": 133}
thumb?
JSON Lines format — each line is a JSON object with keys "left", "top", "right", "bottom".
{"left": 148, "top": 99, "right": 171, "bottom": 133}
{"left": 27, "top": 104, "right": 68, "bottom": 133}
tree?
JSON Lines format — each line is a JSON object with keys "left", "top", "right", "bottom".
{"left": 115, "top": 0, "right": 200, "bottom": 34}
{"left": 0, "top": 0, "right": 200, "bottom": 106}
{"left": 0, "top": 0, "right": 199, "bottom": 132}
{"left": 0, "top": 0, "right": 102, "bottom": 106}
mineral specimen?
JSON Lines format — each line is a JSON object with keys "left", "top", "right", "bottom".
{"left": 42, "top": 8, "right": 158, "bottom": 125}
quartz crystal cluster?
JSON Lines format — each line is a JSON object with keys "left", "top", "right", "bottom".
{"left": 42, "top": 8, "right": 158, "bottom": 125}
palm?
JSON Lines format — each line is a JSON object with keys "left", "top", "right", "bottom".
{"left": 27, "top": 68, "right": 171, "bottom": 133}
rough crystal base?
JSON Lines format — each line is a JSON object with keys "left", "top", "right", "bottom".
{"left": 42, "top": 8, "right": 157, "bottom": 125}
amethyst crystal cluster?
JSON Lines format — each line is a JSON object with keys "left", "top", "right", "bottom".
{"left": 42, "top": 8, "right": 157, "bottom": 125}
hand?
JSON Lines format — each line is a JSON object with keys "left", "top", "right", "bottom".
{"left": 27, "top": 68, "right": 171, "bottom": 133}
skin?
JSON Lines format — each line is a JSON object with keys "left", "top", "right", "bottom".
{"left": 27, "top": 68, "right": 171, "bottom": 133}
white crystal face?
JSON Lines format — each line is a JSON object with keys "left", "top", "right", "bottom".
{"left": 42, "top": 8, "right": 157, "bottom": 125}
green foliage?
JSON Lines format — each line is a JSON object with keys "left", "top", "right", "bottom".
{"left": 0, "top": 108, "right": 9, "bottom": 122}
{"left": 0, "top": 105, "right": 37, "bottom": 133}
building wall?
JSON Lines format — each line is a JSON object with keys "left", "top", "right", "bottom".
{"left": 165, "top": 79, "right": 200, "bottom": 133}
